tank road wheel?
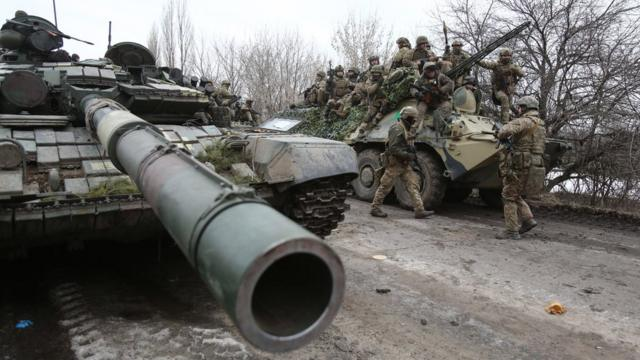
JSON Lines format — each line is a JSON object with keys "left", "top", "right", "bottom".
{"left": 444, "top": 187, "right": 473, "bottom": 203}
{"left": 352, "top": 149, "right": 382, "bottom": 202}
{"left": 285, "top": 178, "right": 351, "bottom": 238}
{"left": 394, "top": 150, "right": 447, "bottom": 210}
{"left": 479, "top": 188, "right": 503, "bottom": 209}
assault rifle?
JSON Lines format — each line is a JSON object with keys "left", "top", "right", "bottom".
{"left": 492, "top": 121, "right": 513, "bottom": 151}
{"left": 445, "top": 21, "right": 530, "bottom": 82}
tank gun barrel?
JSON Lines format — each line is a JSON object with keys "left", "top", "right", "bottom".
{"left": 80, "top": 96, "right": 345, "bottom": 352}
{"left": 446, "top": 21, "right": 530, "bottom": 80}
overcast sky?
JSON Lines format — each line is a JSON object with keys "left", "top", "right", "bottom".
{"left": 4, "top": 0, "right": 458, "bottom": 60}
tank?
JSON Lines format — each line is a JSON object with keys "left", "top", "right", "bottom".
{"left": 280, "top": 22, "right": 571, "bottom": 209}
{"left": 0, "top": 11, "right": 357, "bottom": 251}
{"left": 0, "top": 11, "right": 350, "bottom": 351}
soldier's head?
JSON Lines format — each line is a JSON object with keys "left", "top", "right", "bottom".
{"left": 221, "top": 80, "right": 231, "bottom": 88}
{"left": 199, "top": 76, "right": 208, "bottom": 86}
{"left": 396, "top": 37, "right": 411, "bottom": 49}
{"left": 499, "top": 48, "right": 512, "bottom": 64}
{"left": 370, "top": 64, "right": 384, "bottom": 80}
{"left": 452, "top": 40, "right": 463, "bottom": 54}
{"left": 368, "top": 55, "right": 380, "bottom": 66}
{"left": 463, "top": 75, "right": 477, "bottom": 90}
{"left": 347, "top": 67, "right": 359, "bottom": 81}
{"left": 334, "top": 65, "right": 344, "bottom": 78}
{"left": 316, "top": 70, "right": 326, "bottom": 81}
{"left": 204, "top": 83, "right": 215, "bottom": 95}
{"left": 416, "top": 36, "right": 430, "bottom": 50}
{"left": 190, "top": 75, "right": 199, "bottom": 86}
{"left": 422, "top": 62, "right": 438, "bottom": 78}
{"left": 246, "top": 99, "right": 253, "bottom": 107}
{"left": 515, "top": 95, "right": 538, "bottom": 115}
{"left": 71, "top": 53, "right": 80, "bottom": 62}
{"left": 400, "top": 106, "right": 419, "bottom": 125}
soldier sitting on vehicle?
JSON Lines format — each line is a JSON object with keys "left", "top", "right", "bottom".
{"left": 324, "top": 98, "right": 348, "bottom": 120}
{"left": 442, "top": 40, "right": 471, "bottom": 87}
{"left": 370, "top": 106, "right": 434, "bottom": 219}
{"left": 346, "top": 67, "right": 360, "bottom": 85}
{"left": 330, "top": 65, "right": 352, "bottom": 100}
{"left": 303, "top": 71, "right": 327, "bottom": 106}
{"left": 213, "top": 80, "right": 238, "bottom": 106}
{"left": 390, "top": 37, "right": 415, "bottom": 70}
{"left": 237, "top": 99, "right": 260, "bottom": 125}
{"left": 409, "top": 62, "right": 454, "bottom": 142}
{"left": 412, "top": 35, "right": 437, "bottom": 64}
{"left": 357, "top": 64, "right": 387, "bottom": 138}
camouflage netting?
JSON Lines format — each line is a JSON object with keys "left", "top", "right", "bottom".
{"left": 383, "top": 68, "right": 418, "bottom": 109}
{"left": 196, "top": 141, "right": 245, "bottom": 171}
{"left": 86, "top": 178, "right": 139, "bottom": 197}
{"left": 283, "top": 106, "right": 366, "bottom": 141}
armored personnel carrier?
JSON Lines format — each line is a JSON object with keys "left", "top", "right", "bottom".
{"left": 280, "top": 22, "right": 571, "bottom": 209}
{"left": 0, "top": 11, "right": 349, "bottom": 352}
{"left": 0, "top": 11, "right": 357, "bottom": 251}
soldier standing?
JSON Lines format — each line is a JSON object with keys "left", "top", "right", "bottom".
{"left": 370, "top": 106, "right": 434, "bottom": 219}
{"left": 412, "top": 36, "right": 437, "bottom": 63}
{"left": 495, "top": 96, "right": 545, "bottom": 240}
{"left": 331, "top": 65, "right": 351, "bottom": 100}
{"left": 442, "top": 40, "right": 471, "bottom": 87}
{"left": 357, "top": 64, "right": 387, "bottom": 137}
{"left": 390, "top": 37, "right": 415, "bottom": 70}
{"left": 478, "top": 48, "right": 524, "bottom": 124}
{"left": 409, "top": 62, "right": 454, "bottom": 140}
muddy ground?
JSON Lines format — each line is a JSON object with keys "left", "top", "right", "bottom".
{"left": 1, "top": 199, "right": 639, "bottom": 360}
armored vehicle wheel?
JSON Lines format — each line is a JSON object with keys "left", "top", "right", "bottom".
{"left": 352, "top": 148, "right": 382, "bottom": 201}
{"left": 444, "top": 187, "right": 473, "bottom": 203}
{"left": 394, "top": 150, "right": 447, "bottom": 210}
{"left": 479, "top": 188, "right": 503, "bottom": 209}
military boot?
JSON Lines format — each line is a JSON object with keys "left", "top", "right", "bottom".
{"left": 495, "top": 230, "right": 521, "bottom": 240}
{"left": 370, "top": 207, "right": 388, "bottom": 218}
{"left": 519, "top": 218, "right": 538, "bottom": 234}
{"left": 414, "top": 209, "right": 434, "bottom": 219}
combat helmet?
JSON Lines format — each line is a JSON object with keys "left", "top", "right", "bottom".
{"left": 400, "top": 106, "right": 419, "bottom": 120}
{"left": 221, "top": 80, "right": 231, "bottom": 86}
{"left": 334, "top": 65, "right": 344, "bottom": 73}
{"left": 452, "top": 40, "right": 463, "bottom": 47}
{"left": 368, "top": 55, "right": 380, "bottom": 63}
{"left": 499, "top": 48, "right": 513, "bottom": 57}
{"left": 396, "top": 37, "right": 411, "bottom": 48}
{"left": 515, "top": 96, "right": 538, "bottom": 110}
{"left": 416, "top": 36, "right": 430, "bottom": 46}
{"left": 370, "top": 64, "right": 384, "bottom": 75}
{"left": 316, "top": 70, "right": 326, "bottom": 78}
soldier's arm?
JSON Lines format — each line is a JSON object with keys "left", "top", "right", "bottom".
{"left": 513, "top": 64, "right": 525, "bottom": 78}
{"left": 366, "top": 82, "right": 380, "bottom": 96}
{"left": 498, "top": 118, "right": 533, "bottom": 139}
{"left": 438, "top": 74, "right": 454, "bottom": 95}
{"left": 478, "top": 60, "right": 496, "bottom": 70}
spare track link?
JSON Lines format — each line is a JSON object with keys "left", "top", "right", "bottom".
{"left": 288, "top": 178, "right": 351, "bottom": 238}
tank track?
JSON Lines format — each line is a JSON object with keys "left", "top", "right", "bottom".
{"left": 286, "top": 178, "right": 352, "bottom": 238}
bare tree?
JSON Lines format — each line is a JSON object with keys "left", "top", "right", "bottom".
{"left": 147, "top": 23, "right": 161, "bottom": 62}
{"left": 444, "top": 0, "right": 640, "bottom": 208}
{"left": 331, "top": 12, "right": 394, "bottom": 70}
{"left": 157, "top": 0, "right": 194, "bottom": 73}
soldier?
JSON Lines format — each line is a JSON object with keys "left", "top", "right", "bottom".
{"left": 478, "top": 48, "right": 524, "bottom": 124}
{"left": 239, "top": 99, "right": 260, "bottom": 125}
{"left": 390, "top": 37, "right": 415, "bottom": 70}
{"left": 304, "top": 70, "right": 327, "bottom": 106}
{"left": 370, "top": 106, "right": 434, "bottom": 219}
{"left": 462, "top": 75, "right": 482, "bottom": 114}
{"left": 324, "top": 98, "right": 348, "bottom": 119}
{"left": 409, "top": 62, "right": 454, "bottom": 140}
{"left": 330, "top": 65, "right": 352, "bottom": 100}
{"left": 495, "top": 96, "right": 545, "bottom": 240}
{"left": 214, "top": 80, "right": 237, "bottom": 107}
{"left": 412, "top": 36, "right": 437, "bottom": 64}
{"left": 442, "top": 40, "right": 471, "bottom": 87}
{"left": 189, "top": 75, "right": 199, "bottom": 88}
{"left": 346, "top": 67, "right": 360, "bottom": 84}
{"left": 197, "top": 76, "right": 208, "bottom": 92}
{"left": 359, "top": 55, "right": 381, "bottom": 83}
{"left": 357, "top": 64, "right": 387, "bottom": 137}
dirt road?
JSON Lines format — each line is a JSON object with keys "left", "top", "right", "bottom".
{"left": 2, "top": 199, "right": 639, "bottom": 359}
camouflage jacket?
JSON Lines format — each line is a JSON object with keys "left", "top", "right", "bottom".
{"left": 412, "top": 48, "right": 437, "bottom": 62}
{"left": 410, "top": 73, "right": 454, "bottom": 105}
{"left": 478, "top": 60, "right": 524, "bottom": 94}
{"left": 214, "top": 87, "right": 235, "bottom": 105}
{"left": 332, "top": 76, "right": 351, "bottom": 99}
{"left": 386, "top": 121, "right": 413, "bottom": 162}
{"left": 365, "top": 78, "right": 386, "bottom": 107}
{"left": 498, "top": 110, "right": 545, "bottom": 155}
{"left": 391, "top": 47, "right": 415, "bottom": 69}
{"left": 442, "top": 50, "right": 470, "bottom": 68}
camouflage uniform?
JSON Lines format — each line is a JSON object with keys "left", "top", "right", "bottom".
{"left": 214, "top": 80, "right": 236, "bottom": 106}
{"left": 497, "top": 96, "right": 545, "bottom": 238}
{"left": 409, "top": 63, "right": 454, "bottom": 141}
{"left": 412, "top": 36, "right": 437, "bottom": 63}
{"left": 442, "top": 40, "right": 471, "bottom": 87}
{"left": 331, "top": 65, "right": 352, "bottom": 99}
{"left": 479, "top": 48, "right": 524, "bottom": 123}
{"left": 359, "top": 65, "right": 387, "bottom": 134}
{"left": 390, "top": 37, "right": 415, "bottom": 70}
{"left": 305, "top": 71, "right": 327, "bottom": 106}
{"left": 371, "top": 107, "right": 432, "bottom": 218}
